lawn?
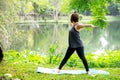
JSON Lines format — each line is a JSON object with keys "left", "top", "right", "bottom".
{"left": 0, "top": 50, "right": 120, "bottom": 80}
{"left": 0, "top": 60, "right": 120, "bottom": 80}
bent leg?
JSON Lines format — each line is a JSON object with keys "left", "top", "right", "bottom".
{"left": 58, "top": 47, "right": 75, "bottom": 70}
{"left": 76, "top": 47, "right": 89, "bottom": 71}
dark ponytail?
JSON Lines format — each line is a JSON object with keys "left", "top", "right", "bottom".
{"left": 70, "top": 11, "right": 79, "bottom": 23}
{"left": 74, "top": 11, "right": 77, "bottom": 13}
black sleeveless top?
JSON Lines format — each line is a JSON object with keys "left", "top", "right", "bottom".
{"left": 68, "top": 27, "right": 83, "bottom": 48}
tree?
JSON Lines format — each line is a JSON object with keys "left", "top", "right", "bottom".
{"left": 0, "top": 0, "right": 20, "bottom": 50}
{"left": 49, "top": 0, "right": 63, "bottom": 22}
{"left": 61, "top": 0, "right": 120, "bottom": 28}
{"left": 60, "top": 0, "right": 71, "bottom": 14}
{"left": 31, "top": 0, "right": 51, "bottom": 20}
{"left": 108, "top": 2, "right": 120, "bottom": 15}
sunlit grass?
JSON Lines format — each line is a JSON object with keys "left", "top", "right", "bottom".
{"left": 0, "top": 50, "right": 120, "bottom": 80}
{"left": 0, "top": 61, "right": 120, "bottom": 80}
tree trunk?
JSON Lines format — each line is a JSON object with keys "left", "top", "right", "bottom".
{"left": 53, "top": 0, "right": 59, "bottom": 22}
{"left": 33, "top": 2, "right": 37, "bottom": 21}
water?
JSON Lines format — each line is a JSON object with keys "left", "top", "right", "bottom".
{"left": 14, "top": 21, "right": 120, "bottom": 54}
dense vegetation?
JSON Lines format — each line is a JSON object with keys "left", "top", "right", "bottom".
{"left": 3, "top": 50, "right": 120, "bottom": 68}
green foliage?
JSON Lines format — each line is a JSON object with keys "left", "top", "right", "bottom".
{"left": 67, "top": 50, "right": 120, "bottom": 68}
{"left": 25, "top": 1, "right": 34, "bottom": 13}
{"left": 90, "top": 17, "right": 109, "bottom": 28}
{"left": 48, "top": 44, "right": 61, "bottom": 64}
{"left": 87, "top": 50, "right": 120, "bottom": 68}
{"left": 67, "top": 54, "right": 78, "bottom": 67}
{"left": 69, "top": 0, "right": 89, "bottom": 12}
{"left": 57, "top": 50, "right": 120, "bottom": 68}
{"left": 99, "top": 50, "right": 120, "bottom": 67}
{"left": 5, "top": 50, "right": 46, "bottom": 64}
{"left": 71, "top": 0, "right": 109, "bottom": 28}
{"left": 32, "top": 0, "right": 51, "bottom": 16}
{"left": 89, "top": 0, "right": 109, "bottom": 28}
{"left": 4, "top": 48, "right": 120, "bottom": 68}
{"left": 0, "top": 0, "right": 21, "bottom": 50}
{"left": 60, "top": 0, "right": 71, "bottom": 13}
{"left": 61, "top": 0, "right": 120, "bottom": 28}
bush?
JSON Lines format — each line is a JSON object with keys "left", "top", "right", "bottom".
{"left": 87, "top": 50, "right": 120, "bottom": 68}
{"left": 4, "top": 50, "right": 120, "bottom": 68}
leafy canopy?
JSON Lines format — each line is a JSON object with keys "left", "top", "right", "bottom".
{"left": 61, "top": 0, "right": 120, "bottom": 28}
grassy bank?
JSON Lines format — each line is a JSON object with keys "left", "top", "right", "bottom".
{"left": 0, "top": 61, "right": 120, "bottom": 80}
{"left": 0, "top": 50, "right": 120, "bottom": 80}
{"left": 16, "top": 16, "right": 120, "bottom": 24}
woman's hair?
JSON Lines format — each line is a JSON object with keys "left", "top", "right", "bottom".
{"left": 70, "top": 11, "right": 79, "bottom": 23}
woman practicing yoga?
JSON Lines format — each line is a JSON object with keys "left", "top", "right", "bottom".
{"left": 57, "top": 11, "right": 95, "bottom": 74}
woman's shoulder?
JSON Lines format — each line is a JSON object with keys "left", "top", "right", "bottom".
{"left": 75, "top": 23, "right": 84, "bottom": 30}
{"left": 77, "top": 23, "right": 84, "bottom": 27}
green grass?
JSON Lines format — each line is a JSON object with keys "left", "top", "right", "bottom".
{"left": 0, "top": 60, "right": 120, "bottom": 80}
{"left": 1, "top": 50, "right": 120, "bottom": 80}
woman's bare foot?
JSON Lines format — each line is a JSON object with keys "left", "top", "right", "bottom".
{"left": 53, "top": 68, "right": 60, "bottom": 73}
{"left": 86, "top": 71, "right": 91, "bottom": 74}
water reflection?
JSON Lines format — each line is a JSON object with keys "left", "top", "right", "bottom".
{"left": 15, "top": 21, "right": 120, "bottom": 54}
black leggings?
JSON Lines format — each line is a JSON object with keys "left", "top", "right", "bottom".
{"left": 58, "top": 47, "right": 89, "bottom": 71}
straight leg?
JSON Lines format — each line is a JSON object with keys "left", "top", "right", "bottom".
{"left": 76, "top": 47, "right": 89, "bottom": 72}
{"left": 58, "top": 47, "right": 75, "bottom": 70}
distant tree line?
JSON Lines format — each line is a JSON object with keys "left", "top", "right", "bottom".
{"left": 107, "top": 2, "right": 120, "bottom": 15}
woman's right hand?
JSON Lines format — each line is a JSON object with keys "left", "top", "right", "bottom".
{"left": 90, "top": 24, "right": 96, "bottom": 28}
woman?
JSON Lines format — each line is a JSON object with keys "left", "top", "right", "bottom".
{"left": 57, "top": 11, "right": 95, "bottom": 74}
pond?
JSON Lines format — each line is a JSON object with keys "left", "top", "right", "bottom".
{"left": 14, "top": 21, "right": 120, "bottom": 55}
